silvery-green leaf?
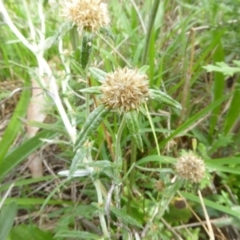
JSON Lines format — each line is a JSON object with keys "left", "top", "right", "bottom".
{"left": 89, "top": 160, "right": 115, "bottom": 179}
{"left": 125, "top": 111, "right": 143, "bottom": 151}
{"left": 79, "top": 86, "right": 101, "bottom": 94}
{"left": 150, "top": 89, "right": 182, "bottom": 110}
{"left": 58, "top": 169, "right": 93, "bottom": 178}
{"left": 70, "top": 26, "right": 79, "bottom": 51}
{"left": 111, "top": 207, "right": 142, "bottom": 228}
{"left": 89, "top": 67, "right": 107, "bottom": 82}
{"left": 99, "top": 27, "right": 115, "bottom": 41}
{"left": 75, "top": 105, "right": 109, "bottom": 149}
{"left": 69, "top": 148, "right": 87, "bottom": 178}
{"left": 203, "top": 62, "right": 240, "bottom": 76}
{"left": 138, "top": 65, "right": 149, "bottom": 74}
{"left": 42, "top": 22, "right": 73, "bottom": 51}
{"left": 39, "top": 138, "right": 71, "bottom": 145}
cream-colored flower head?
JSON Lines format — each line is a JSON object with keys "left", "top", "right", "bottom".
{"left": 101, "top": 67, "right": 149, "bottom": 112}
{"left": 62, "top": 0, "right": 110, "bottom": 33}
{"left": 175, "top": 152, "right": 205, "bottom": 183}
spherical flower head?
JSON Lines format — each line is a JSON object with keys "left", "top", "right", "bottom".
{"left": 100, "top": 67, "right": 150, "bottom": 112}
{"left": 175, "top": 152, "right": 205, "bottom": 183}
{"left": 62, "top": 0, "right": 110, "bottom": 33}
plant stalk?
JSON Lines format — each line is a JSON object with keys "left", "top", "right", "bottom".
{"left": 141, "top": 0, "right": 161, "bottom": 65}
{"left": 114, "top": 116, "right": 126, "bottom": 209}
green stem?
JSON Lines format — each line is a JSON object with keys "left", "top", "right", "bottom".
{"left": 126, "top": 141, "right": 137, "bottom": 215}
{"left": 129, "top": 141, "right": 137, "bottom": 189}
{"left": 141, "top": 0, "right": 160, "bottom": 65}
{"left": 93, "top": 179, "right": 110, "bottom": 239}
{"left": 115, "top": 116, "right": 126, "bottom": 209}
{"left": 115, "top": 116, "right": 126, "bottom": 169}
{"left": 145, "top": 103, "right": 160, "bottom": 156}
{"left": 82, "top": 32, "right": 93, "bottom": 118}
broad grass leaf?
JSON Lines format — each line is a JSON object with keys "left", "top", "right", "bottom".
{"left": 0, "top": 130, "right": 58, "bottom": 181}
{"left": 10, "top": 224, "right": 53, "bottom": 240}
{"left": 0, "top": 202, "right": 17, "bottom": 240}
{"left": 157, "top": 94, "right": 229, "bottom": 150}
{"left": 209, "top": 38, "right": 225, "bottom": 136}
{"left": 223, "top": 76, "right": 240, "bottom": 134}
{"left": 0, "top": 79, "right": 30, "bottom": 162}
{"left": 2, "top": 198, "right": 71, "bottom": 206}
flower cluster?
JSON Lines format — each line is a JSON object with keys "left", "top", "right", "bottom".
{"left": 101, "top": 67, "right": 150, "bottom": 112}
{"left": 62, "top": 0, "right": 110, "bottom": 33}
{"left": 175, "top": 152, "right": 205, "bottom": 183}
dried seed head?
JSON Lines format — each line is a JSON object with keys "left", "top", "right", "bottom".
{"left": 62, "top": 0, "right": 110, "bottom": 33}
{"left": 175, "top": 152, "right": 205, "bottom": 183}
{"left": 101, "top": 67, "right": 149, "bottom": 112}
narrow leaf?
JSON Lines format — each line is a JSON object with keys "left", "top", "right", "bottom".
{"left": 125, "top": 111, "right": 143, "bottom": 151}
{"left": 75, "top": 105, "right": 109, "bottom": 149}
{"left": 55, "top": 230, "right": 99, "bottom": 239}
{"left": 69, "top": 148, "right": 87, "bottom": 178}
{"left": 89, "top": 67, "right": 107, "bottom": 82}
{"left": 181, "top": 192, "right": 240, "bottom": 219}
{"left": 79, "top": 86, "right": 101, "bottom": 94}
{"left": 111, "top": 207, "right": 142, "bottom": 228}
{"left": 150, "top": 89, "right": 182, "bottom": 109}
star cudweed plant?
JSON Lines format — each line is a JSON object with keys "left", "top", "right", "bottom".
{"left": 76, "top": 66, "right": 182, "bottom": 152}
{"left": 62, "top": 0, "right": 111, "bottom": 69}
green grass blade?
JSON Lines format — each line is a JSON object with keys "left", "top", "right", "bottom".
{"left": 181, "top": 192, "right": 240, "bottom": 219}
{"left": 2, "top": 198, "right": 71, "bottom": 206}
{"left": 157, "top": 94, "right": 229, "bottom": 150}
{"left": 0, "top": 202, "right": 17, "bottom": 240}
{"left": 0, "top": 130, "right": 58, "bottom": 181}
{"left": 209, "top": 36, "right": 225, "bottom": 135}
{"left": 10, "top": 224, "right": 54, "bottom": 240}
{"left": 0, "top": 79, "right": 31, "bottom": 162}
{"left": 223, "top": 76, "right": 240, "bottom": 134}
{"left": 0, "top": 176, "right": 53, "bottom": 193}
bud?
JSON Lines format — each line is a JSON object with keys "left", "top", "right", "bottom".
{"left": 101, "top": 67, "right": 149, "bottom": 112}
{"left": 62, "top": 0, "right": 110, "bottom": 33}
{"left": 175, "top": 152, "right": 205, "bottom": 183}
